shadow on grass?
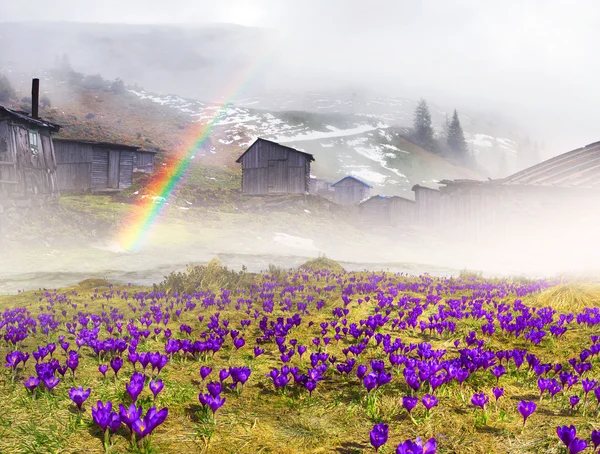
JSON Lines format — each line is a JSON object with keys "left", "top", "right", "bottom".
{"left": 335, "top": 441, "right": 370, "bottom": 454}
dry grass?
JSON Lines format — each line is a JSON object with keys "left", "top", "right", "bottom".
{"left": 533, "top": 282, "right": 600, "bottom": 311}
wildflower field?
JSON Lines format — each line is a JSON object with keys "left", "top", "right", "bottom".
{"left": 1, "top": 261, "right": 600, "bottom": 453}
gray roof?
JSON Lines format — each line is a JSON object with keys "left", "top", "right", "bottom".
{"left": 0, "top": 105, "right": 60, "bottom": 132}
{"left": 501, "top": 141, "right": 600, "bottom": 188}
{"left": 331, "top": 175, "right": 373, "bottom": 188}
{"left": 236, "top": 138, "right": 315, "bottom": 163}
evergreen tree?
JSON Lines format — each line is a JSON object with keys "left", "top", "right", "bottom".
{"left": 412, "top": 99, "right": 435, "bottom": 151}
{"left": 446, "top": 109, "right": 468, "bottom": 160}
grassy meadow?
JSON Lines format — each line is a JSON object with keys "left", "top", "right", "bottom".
{"left": 0, "top": 261, "right": 599, "bottom": 453}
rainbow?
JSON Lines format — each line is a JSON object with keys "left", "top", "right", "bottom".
{"left": 118, "top": 38, "right": 278, "bottom": 252}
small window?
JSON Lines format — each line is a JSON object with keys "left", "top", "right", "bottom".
{"left": 29, "top": 130, "right": 39, "bottom": 155}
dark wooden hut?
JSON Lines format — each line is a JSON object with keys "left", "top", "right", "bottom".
{"left": 236, "top": 138, "right": 314, "bottom": 195}
{"left": 331, "top": 176, "right": 372, "bottom": 205}
{"left": 53, "top": 139, "right": 154, "bottom": 191}
{"left": 359, "top": 195, "right": 392, "bottom": 226}
{"left": 0, "top": 105, "right": 60, "bottom": 201}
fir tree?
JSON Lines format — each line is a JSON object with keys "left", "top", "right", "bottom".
{"left": 412, "top": 99, "right": 435, "bottom": 151}
{"left": 446, "top": 109, "right": 468, "bottom": 160}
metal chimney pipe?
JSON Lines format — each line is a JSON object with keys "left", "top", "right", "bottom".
{"left": 31, "top": 78, "right": 39, "bottom": 119}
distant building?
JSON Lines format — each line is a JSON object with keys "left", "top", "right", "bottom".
{"left": 359, "top": 195, "right": 392, "bottom": 225}
{"left": 390, "top": 196, "right": 416, "bottom": 226}
{"left": 309, "top": 177, "right": 333, "bottom": 198}
{"left": 236, "top": 138, "right": 314, "bottom": 195}
{"left": 411, "top": 184, "right": 443, "bottom": 227}
{"left": 53, "top": 138, "right": 156, "bottom": 191}
{"left": 331, "top": 176, "right": 372, "bottom": 205}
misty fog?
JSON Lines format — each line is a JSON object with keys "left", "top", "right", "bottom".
{"left": 1, "top": 0, "right": 600, "bottom": 292}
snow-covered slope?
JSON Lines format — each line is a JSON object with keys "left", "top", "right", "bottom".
{"left": 129, "top": 90, "right": 482, "bottom": 196}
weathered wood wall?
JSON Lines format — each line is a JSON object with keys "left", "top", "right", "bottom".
{"left": 390, "top": 197, "right": 415, "bottom": 226}
{"left": 240, "top": 140, "right": 311, "bottom": 195}
{"left": 118, "top": 151, "right": 134, "bottom": 189}
{"left": 133, "top": 152, "right": 155, "bottom": 173}
{"left": 413, "top": 186, "right": 443, "bottom": 228}
{"left": 53, "top": 140, "right": 93, "bottom": 190}
{"left": 333, "top": 179, "right": 370, "bottom": 205}
{"left": 0, "top": 119, "right": 58, "bottom": 198}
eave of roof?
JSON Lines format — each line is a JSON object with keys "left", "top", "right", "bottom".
{"left": 331, "top": 175, "right": 373, "bottom": 188}
{"left": 0, "top": 105, "right": 61, "bottom": 132}
{"left": 236, "top": 137, "right": 315, "bottom": 163}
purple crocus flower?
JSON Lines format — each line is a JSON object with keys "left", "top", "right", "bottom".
{"left": 402, "top": 396, "right": 418, "bottom": 414}
{"left": 356, "top": 364, "right": 368, "bottom": 379}
{"left": 110, "top": 357, "right": 123, "bottom": 377}
{"left": 517, "top": 400, "right": 536, "bottom": 427}
{"left": 119, "top": 403, "right": 143, "bottom": 432}
{"left": 253, "top": 346, "right": 265, "bottom": 357}
{"left": 569, "top": 395, "right": 580, "bottom": 410}
{"left": 219, "top": 369, "right": 230, "bottom": 382}
{"left": 69, "top": 386, "right": 91, "bottom": 410}
{"left": 568, "top": 439, "right": 588, "bottom": 454}
{"left": 98, "top": 364, "right": 108, "bottom": 377}
{"left": 200, "top": 366, "right": 212, "bottom": 380}
{"left": 43, "top": 376, "right": 60, "bottom": 390}
{"left": 149, "top": 379, "right": 164, "bottom": 399}
{"left": 369, "top": 423, "right": 388, "bottom": 452}
{"left": 396, "top": 437, "right": 437, "bottom": 454}
{"left": 207, "top": 381, "right": 222, "bottom": 397}
{"left": 422, "top": 394, "right": 439, "bottom": 411}
{"left": 591, "top": 429, "right": 600, "bottom": 450}
{"left": 233, "top": 337, "right": 245, "bottom": 350}
{"left": 471, "top": 392, "right": 488, "bottom": 410}
{"left": 126, "top": 373, "right": 145, "bottom": 402}
{"left": 492, "top": 387, "right": 504, "bottom": 402}
{"left": 557, "top": 425, "right": 577, "bottom": 447}
{"left": 92, "top": 401, "right": 113, "bottom": 431}
{"left": 23, "top": 376, "right": 40, "bottom": 393}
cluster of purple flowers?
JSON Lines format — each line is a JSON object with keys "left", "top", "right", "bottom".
{"left": 370, "top": 423, "right": 436, "bottom": 453}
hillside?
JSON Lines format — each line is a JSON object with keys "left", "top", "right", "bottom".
{"left": 2, "top": 71, "right": 483, "bottom": 198}
{"left": 0, "top": 21, "right": 537, "bottom": 180}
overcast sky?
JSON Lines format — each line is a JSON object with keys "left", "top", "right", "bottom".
{"left": 3, "top": 0, "right": 600, "bottom": 151}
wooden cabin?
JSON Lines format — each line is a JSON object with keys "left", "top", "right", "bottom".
{"left": 411, "top": 184, "right": 443, "bottom": 227}
{"left": 331, "top": 176, "right": 372, "bottom": 205}
{"left": 309, "top": 177, "right": 333, "bottom": 198}
{"left": 0, "top": 105, "right": 60, "bottom": 202}
{"left": 236, "top": 138, "right": 314, "bottom": 195}
{"left": 390, "top": 196, "right": 416, "bottom": 226}
{"left": 359, "top": 195, "right": 392, "bottom": 226}
{"left": 53, "top": 139, "right": 155, "bottom": 191}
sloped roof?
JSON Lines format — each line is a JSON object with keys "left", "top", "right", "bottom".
{"left": 501, "top": 141, "right": 600, "bottom": 188}
{"left": 359, "top": 194, "right": 389, "bottom": 205}
{"left": 235, "top": 138, "right": 315, "bottom": 163}
{"left": 53, "top": 138, "right": 141, "bottom": 151}
{"left": 0, "top": 105, "right": 60, "bottom": 132}
{"left": 331, "top": 175, "right": 373, "bottom": 188}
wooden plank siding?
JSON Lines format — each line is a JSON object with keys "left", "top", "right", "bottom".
{"left": 118, "top": 151, "right": 134, "bottom": 189}
{"left": 55, "top": 140, "right": 147, "bottom": 191}
{"left": 237, "top": 138, "right": 313, "bottom": 195}
{"left": 53, "top": 140, "right": 94, "bottom": 191}
{"left": 133, "top": 151, "right": 155, "bottom": 173}
{"left": 91, "top": 149, "right": 109, "bottom": 190}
